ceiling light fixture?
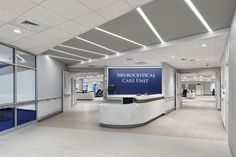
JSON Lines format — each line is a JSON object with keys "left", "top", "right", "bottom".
{"left": 59, "top": 44, "right": 107, "bottom": 57}
{"left": 95, "top": 27, "right": 146, "bottom": 47}
{"left": 171, "top": 56, "right": 176, "bottom": 59}
{"left": 47, "top": 55, "right": 83, "bottom": 62}
{"left": 51, "top": 48, "right": 90, "bottom": 61}
{"left": 185, "top": 0, "right": 213, "bottom": 33}
{"left": 13, "top": 29, "right": 21, "bottom": 34}
{"left": 136, "top": 7, "right": 165, "bottom": 43}
{"left": 201, "top": 44, "right": 207, "bottom": 47}
{"left": 76, "top": 37, "right": 119, "bottom": 55}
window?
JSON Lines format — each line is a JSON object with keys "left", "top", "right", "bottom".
{"left": 0, "top": 44, "right": 13, "bottom": 63}
{"left": 17, "top": 67, "right": 35, "bottom": 102}
{"left": 0, "top": 44, "right": 37, "bottom": 132}
{"left": 0, "top": 107, "right": 14, "bottom": 132}
{"left": 0, "top": 63, "right": 14, "bottom": 105}
{"left": 17, "top": 104, "right": 36, "bottom": 126}
{"left": 17, "top": 50, "right": 36, "bottom": 68}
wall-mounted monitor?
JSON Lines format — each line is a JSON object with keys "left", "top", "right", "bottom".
{"left": 108, "top": 67, "right": 162, "bottom": 95}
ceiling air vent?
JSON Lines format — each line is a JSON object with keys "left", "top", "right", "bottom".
{"left": 9, "top": 18, "right": 49, "bottom": 32}
{"left": 21, "top": 20, "right": 40, "bottom": 26}
{"left": 135, "top": 61, "right": 147, "bottom": 65}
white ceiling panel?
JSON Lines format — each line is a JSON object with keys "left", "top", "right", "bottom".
{"left": 41, "top": 0, "right": 90, "bottom": 19}
{"left": 126, "top": 0, "right": 153, "bottom": 8}
{"left": 25, "top": 33, "right": 56, "bottom": 44}
{"left": 74, "top": 12, "right": 106, "bottom": 28}
{"left": 0, "top": 8, "right": 17, "bottom": 25}
{"left": 0, "top": 0, "right": 36, "bottom": 14}
{"left": 56, "top": 21, "right": 88, "bottom": 35}
{"left": 13, "top": 38, "right": 42, "bottom": 49}
{"left": 0, "top": 24, "right": 34, "bottom": 42}
{"left": 79, "top": 0, "right": 120, "bottom": 10}
{"left": 31, "top": 0, "right": 46, "bottom": 4}
{"left": 40, "top": 28, "right": 73, "bottom": 40}
{"left": 20, "top": 6, "right": 67, "bottom": 27}
{"left": 96, "top": 0, "right": 132, "bottom": 20}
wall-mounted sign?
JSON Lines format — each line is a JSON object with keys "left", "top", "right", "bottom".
{"left": 108, "top": 67, "right": 162, "bottom": 95}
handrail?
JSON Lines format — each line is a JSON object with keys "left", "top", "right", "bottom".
{"left": 0, "top": 97, "right": 62, "bottom": 109}
{"left": 37, "top": 97, "right": 62, "bottom": 102}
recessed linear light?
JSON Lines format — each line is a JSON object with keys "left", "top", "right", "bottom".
{"left": 13, "top": 29, "right": 21, "bottom": 34}
{"left": 75, "top": 37, "right": 119, "bottom": 55}
{"left": 59, "top": 44, "right": 106, "bottom": 57}
{"left": 136, "top": 7, "right": 165, "bottom": 43}
{"left": 95, "top": 27, "right": 146, "bottom": 47}
{"left": 51, "top": 48, "right": 90, "bottom": 61}
{"left": 185, "top": 0, "right": 213, "bottom": 33}
{"left": 48, "top": 55, "right": 83, "bottom": 62}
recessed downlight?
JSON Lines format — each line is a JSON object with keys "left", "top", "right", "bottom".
{"left": 13, "top": 29, "right": 21, "bottom": 34}
{"left": 201, "top": 44, "right": 207, "bottom": 47}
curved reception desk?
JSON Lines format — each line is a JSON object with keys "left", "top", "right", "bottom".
{"left": 99, "top": 94, "right": 175, "bottom": 128}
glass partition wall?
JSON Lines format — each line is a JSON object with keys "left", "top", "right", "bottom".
{"left": 0, "top": 44, "right": 36, "bottom": 132}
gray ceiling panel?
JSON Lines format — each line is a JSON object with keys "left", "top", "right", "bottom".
{"left": 192, "top": 0, "right": 236, "bottom": 31}
{"left": 44, "top": 50, "right": 87, "bottom": 61}
{"left": 52, "top": 58, "right": 76, "bottom": 65}
{"left": 80, "top": 29, "right": 140, "bottom": 52}
{"left": 54, "top": 46, "right": 103, "bottom": 59}
{"left": 100, "top": 10, "right": 160, "bottom": 46}
{"left": 142, "top": 0, "right": 208, "bottom": 41}
{"left": 63, "top": 38, "right": 115, "bottom": 55}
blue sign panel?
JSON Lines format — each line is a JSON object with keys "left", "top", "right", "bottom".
{"left": 108, "top": 68, "right": 162, "bottom": 95}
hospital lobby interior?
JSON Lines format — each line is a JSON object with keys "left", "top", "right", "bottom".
{"left": 0, "top": 0, "right": 236, "bottom": 157}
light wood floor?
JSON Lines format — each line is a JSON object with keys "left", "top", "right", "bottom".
{"left": 0, "top": 126, "right": 231, "bottom": 157}
{"left": 0, "top": 96, "right": 230, "bottom": 157}
{"left": 38, "top": 96, "right": 227, "bottom": 141}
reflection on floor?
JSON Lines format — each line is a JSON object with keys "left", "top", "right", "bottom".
{"left": 38, "top": 96, "right": 227, "bottom": 141}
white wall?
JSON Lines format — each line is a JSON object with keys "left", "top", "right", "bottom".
{"left": 162, "top": 62, "right": 177, "bottom": 98}
{"left": 221, "top": 40, "right": 229, "bottom": 131}
{"left": 37, "top": 55, "right": 67, "bottom": 119}
{"left": 228, "top": 10, "right": 236, "bottom": 157}
{"left": 37, "top": 55, "right": 66, "bottom": 99}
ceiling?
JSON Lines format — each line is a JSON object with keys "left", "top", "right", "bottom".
{"left": 0, "top": 0, "right": 153, "bottom": 53}
{"left": 0, "top": 0, "right": 235, "bottom": 69}
{"left": 69, "top": 31, "right": 228, "bottom": 69}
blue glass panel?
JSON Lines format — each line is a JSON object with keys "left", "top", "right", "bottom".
{"left": 0, "top": 108, "right": 14, "bottom": 132}
{"left": 17, "top": 104, "right": 36, "bottom": 126}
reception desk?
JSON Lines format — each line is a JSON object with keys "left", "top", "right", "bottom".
{"left": 99, "top": 94, "right": 175, "bottom": 128}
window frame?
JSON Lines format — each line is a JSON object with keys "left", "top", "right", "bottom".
{"left": 0, "top": 42, "right": 37, "bottom": 129}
